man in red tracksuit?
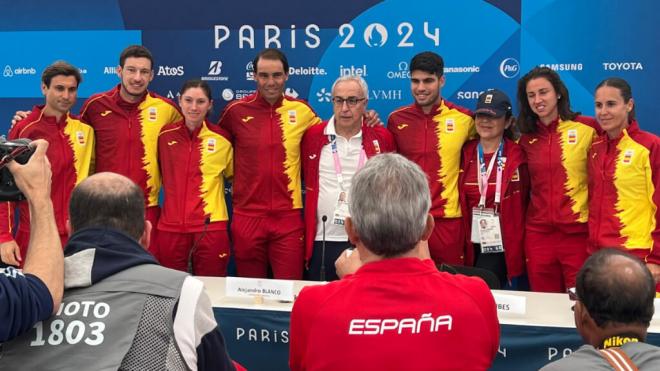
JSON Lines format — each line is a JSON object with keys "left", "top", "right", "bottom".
{"left": 0, "top": 61, "right": 94, "bottom": 267}
{"left": 290, "top": 153, "right": 499, "bottom": 371}
{"left": 388, "top": 51, "right": 475, "bottom": 266}
{"left": 218, "top": 49, "right": 321, "bottom": 279}
{"left": 79, "top": 46, "right": 182, "bottom": 255}
{"left": 301, "top": 75, "right": 395, "bottom": 281}
{"left": 157, "top": 116, "right": 233, "bottom": 276}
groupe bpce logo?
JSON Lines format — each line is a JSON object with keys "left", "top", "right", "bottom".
{"left": 499, "top": 58, "right": 520, "bottom": 79}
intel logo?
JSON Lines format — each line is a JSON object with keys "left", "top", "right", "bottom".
{"left": 499, "top": 58, "right": 520, "bottom": 79}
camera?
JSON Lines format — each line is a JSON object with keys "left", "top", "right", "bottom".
{"left": 0, "top": 138, "right": 35, "bottom": 201}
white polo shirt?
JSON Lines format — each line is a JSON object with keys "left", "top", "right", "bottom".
{"left": 315, "top": 118, "right": 363, "bottom": 242}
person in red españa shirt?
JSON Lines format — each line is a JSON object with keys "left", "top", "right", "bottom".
{"left": 0, "top": 61, "right": 94, "bottom": 267}
{"left": 517, "top": 66, "right": 599, "bottom": 293}
{"left": 156, "top": 80, "right": 232, "bottom": 276}
{"left": 290, "top": 153, "right": 499, "bottom": 371}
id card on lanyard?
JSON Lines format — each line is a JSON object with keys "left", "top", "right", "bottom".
{"left": 470, "top": 141, "right": 506, "bottom": 253}
{"left": 329, "top": 134, "right": 366, "bottom": 226}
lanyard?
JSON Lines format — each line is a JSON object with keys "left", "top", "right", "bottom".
{"left": 476, "top": 141, "right": 506, "bottom": 209}
{"left": 330, "top": 134, "right": 366, "bottom": 191}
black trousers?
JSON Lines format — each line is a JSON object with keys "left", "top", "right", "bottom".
{"left": 305, "top": 240, "right": 352, "bottom": 282}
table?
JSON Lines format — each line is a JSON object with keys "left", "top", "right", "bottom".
{"left": 199, "top": 277, "right": 660, "bottom": 370}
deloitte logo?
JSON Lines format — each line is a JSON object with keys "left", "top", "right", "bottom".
{"left": 316, "top": 88, "right": 331, "bottom": 103}
{"left": 499, "top": 58, "right": 520, "bottom": 79}
{"left": 364, "top": 23, "right": 388, "bottom": 47}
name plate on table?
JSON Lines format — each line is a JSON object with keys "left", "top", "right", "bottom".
{"left": 492, "top": 293, "right": 526, "bottom": 315}
{"left": 226, "top": 277, "right": 294, "bottom": 301}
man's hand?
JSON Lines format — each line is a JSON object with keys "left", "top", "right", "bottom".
{"left": 363, "top": 110, "right": 382, "bottom": 127}
{"left": 335, "top": 248, "right": 363, "bottom": 279}
{"left": 646, "top": 263, "right": 660, "bottom": 283}
{"left": 0, "top": 240, "right": 22, "bottom": 266}
{"left": 6, "top": 139, "right": 52, "bottom": 202}
{"left": 11, "top": 110, "right": 30, "bottom": 127}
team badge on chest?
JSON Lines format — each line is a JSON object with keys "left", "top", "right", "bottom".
{"left": 445, "top": 118, "right": 455, "bottom": 133}
{"left": 148, "top": 107, "right": 157, "bottom": 122}
{"left": 567, "top": 129, "right": 578, "bottom": 144}
{"left": 288, "top": 110, "right": 297, "bottom": 125}
{"left": 207, "top": 138, "right": 216, "bottom": 152}
{"left": 621, "top": 149, "right": 634, "bottom": 165}
{"left": 76, "top": 131, "right": 86, "bottom": 145}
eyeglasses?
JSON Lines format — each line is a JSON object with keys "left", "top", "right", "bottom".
{"left": 332, "top": 96, "right": 366, "bottom": 107}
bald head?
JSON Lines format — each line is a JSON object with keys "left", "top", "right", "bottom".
{"left": 69, "top": 172, "right": 145, "bottom": 240}
{"left": 577, "top": 249, "right": 655, "bottom": 328}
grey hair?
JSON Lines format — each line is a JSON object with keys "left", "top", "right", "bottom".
{"left": 331, "top": 74, "right": 369, "bottom": 99}
{"left": 350, "top": 153, "right": 431, "bottom": 257}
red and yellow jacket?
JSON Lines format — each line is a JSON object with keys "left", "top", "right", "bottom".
{"left": 157, "top": 120, "right": 233, "bottom": 233}
{"left": 301, "top": 120, "right": 395, "bottom": 264}
{"left": 218, "top": 92, "right": 321, "bottom": 216}
{"left": 80, "top": 85, "right": 182, "bottom": 207}
{"left": 458, "top": 138, "right": 530, "bottom": 279}
{"left": 519, "top": 116, "right": 599, "bottom": 233}
{"left": 387, "top": 100, "right": 474, "bottom": 218}
{"left": 588, "top": 121, "right": 660, "bottom": 264}
{"left": 0, "top": 106, "right": 94, "bottom": 243}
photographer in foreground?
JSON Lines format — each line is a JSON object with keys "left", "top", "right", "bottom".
{"left": 0, "top": 139, "right": 63, "bottom": 342}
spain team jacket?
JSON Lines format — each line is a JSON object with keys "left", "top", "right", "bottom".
{"left": 301, "top": 120, "right": 396, "bottom": 264}
{"left": 458, "top": 138, "right": 530, "bottom": 279}
{"left": 80, "top": 85, "right": 182, "bottom": 207}
{"left": 157, "top": 120, "right": 233, "bottom": 233}
{"left": 588, "top": 121, "right": 660, "bottom": 264}
{"left": 0, "top": 105, "right": 94, "bottom": 243}
{"left": 218, "top": 92, "right": 321, "bottom": 216}
{"left": 519, "top": 116, "right": 599, "bottom": 233}
{"left": 387, "top": 100, "right": 475, "bottom": 218}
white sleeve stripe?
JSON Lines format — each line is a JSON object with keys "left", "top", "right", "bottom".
{"left": 173, "top": 276, "right": 204, "bottom": 371}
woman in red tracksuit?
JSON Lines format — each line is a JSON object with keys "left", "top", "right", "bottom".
{"left": 156, "top": 80, "right": 233, "bottom": 276}
{"left": 517, "top": 67, "right": 600, "bottom": 293}
{"left": 459, "top": 89, "right": 529, "bottom": 288}
{"left": 588, "top": 78, "right": 660, "bottom": 286}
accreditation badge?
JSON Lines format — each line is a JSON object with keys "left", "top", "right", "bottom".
{"left": 477, "top": 210, "right": 504, "bottom": 254}
{"left": 332, "top": 191, "right": 350, "bottom": 226}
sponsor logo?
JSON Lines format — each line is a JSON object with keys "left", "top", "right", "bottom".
{"left": 499, "top": 58, "right": 520, "bottom": 79}
{"left": 100, "top": 110, "right": 112, "bottom": 117}
{"left": 387, "top": 62, "right": 410, "bottom": 80}
{"left": 3, "top": 65, "right": 36, "bottom": 77}
{"left": 567, "top": 129, "right": 578, "bottom": 144}
{"left": 245, "top": 61, "right": 254, "bottom": 81}
{"left": 511, "top": 168, "right": 520, "bottom": 182}
{"left": 622, "top": 149, "right": 634, "bottom": 164}
{"left": 308, "top": 154, "right": 317, "bottom": 160}
{"left": 288, "top": 110, "right": 297, "bottom": 125}
{"left": 166, "top": 91, "right": 181, "bottom": 99}
{"left": 103, "top": 66, "right": 117, "bottom": 75}
{"left": 221, "top": 88, "right": 254, "bottom": 101}
{"left": 202, "top": 61, "right": 229, "bottom": 81}
{"left": 539, "top": 63, "right": 583, "bottom": 71}
{"left": 364, "top": 23, "right": 388, "bottom": 47}
{"left": 157, "top": 65, "right": 184, "bottom": 76}
{"left": 444, "top": 66, "right": 480, "bottom": 74}
{"left": 241, "top": 116, "right": 254, "bottom": 123}
{"left": 78, "top": 68, "right": 88, "bottom": 74}
{"left": 167, "top": 140, "right": 178, "bottom": 146}
{"left": 528, "top": 138, "right": 538, "bottom": 144}
{"left": 316, "top": 88, "right": 332, "bottom": 103}
{"left": 373, "top": 140, "right": 381, "bottom": 154}
{"left": 76, "top": 131, "right": 86, "bottom": 145}
{"left": 396, "top": 124, "right": 408, "bottom": 130}
{"left": 603, "top": 62, "right": 644, "bottom": 71}
{"left": 445, "top": 118, "right": 455, "bottom": 133}
{"left": 340, "top": 64, "right": 368, "bottom": 77}
{"left": 219, "top": 253, "right": 228, "bottom": 258}
{"left": 288, "top": 66, "right": 326, "bottom": 76}
{"left": 456, "top": 90, "right": 485, "bottom": 100}
{"left": 207, "top": 138, "right": 216, "bottom": 152}
{"left": 148, "top": 107, "right": 157, "bottom": 122}
{"left": 285, "top": 87, "right": 299, "bottom": 98}
{"left": 369, "top": 89, "right": 402, "bottom": 101}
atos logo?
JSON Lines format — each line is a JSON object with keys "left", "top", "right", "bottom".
{"left": 157, "top": 65, "right": 184, "bottom": 76}
{"left": 316, "top": 88, "right": 332, "bottom": 103}
{"left": 364, "top": 23, "right": 388, "bottom": 47}
{"left": 499, "top": 58, "right": 520, "bottom": 79}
